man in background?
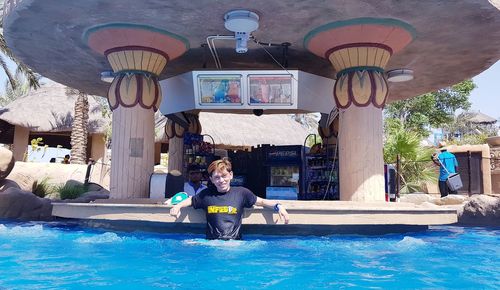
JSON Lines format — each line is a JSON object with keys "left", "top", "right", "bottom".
{"left": 184, "top": 164, "right": 207, "bottom": 196}
{"left": 432, "top": 141, "right": 459, "bottom": 197}
{"left": 62, "top": 154, "right": 70, "bottom": 164}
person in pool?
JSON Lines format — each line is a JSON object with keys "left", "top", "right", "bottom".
{"left": 169, "top": 158, "right": 290, "bottom": 240}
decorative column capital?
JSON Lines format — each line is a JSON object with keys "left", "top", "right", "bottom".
{"left": 165, "top": 114, "right": 202, "bottom": 139}
{"left": 105, "top": 46, "right": 170, "bottom": 76}
{"left": 305, "top": 18, "right": 415, "bottom": 109}
{"left": 107, "top": 73, "right": 161, "bottom": 111}
{"left": 84, "top": 23, "right": 189, "bottom": 111}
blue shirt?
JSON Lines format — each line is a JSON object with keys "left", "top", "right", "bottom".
{"left": 184, "top": 181, "right": 207, "bottom": 196}
{"left": 438, "top": 151, "right": 458, "bottom": 181}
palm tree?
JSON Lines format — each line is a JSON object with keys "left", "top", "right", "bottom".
{"left": 66, "top": 87, "right": 89, "bottom": 164}
{"left": 0, "top": 71, "right": 30, "bottom": 106}
{"left": 292, "top": 113, "right": 319, "bottom": 132}
{"left": 384, "top": 119, "right": 436, "bottom": 193}
{"left": 0, "top": 31, "right": 39, "bottom": 90}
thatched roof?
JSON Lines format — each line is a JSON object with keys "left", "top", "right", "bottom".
{"left": 468, "top": 111, "right": 497, "bottom": 124}
{"left": 156, "top": 113, "right": 316, "bottom": 147}
{"left": 0, "top": 80, "right": 109, "bottom": 133}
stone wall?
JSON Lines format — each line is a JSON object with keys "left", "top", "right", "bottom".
{"left": 7, "top": 161, "right": 110, "bottom": 190}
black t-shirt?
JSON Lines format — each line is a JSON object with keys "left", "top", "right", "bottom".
{"left": 191, "top": 186, "right": 257, "bottom": 240}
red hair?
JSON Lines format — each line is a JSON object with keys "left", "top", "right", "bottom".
{"left": 207, "top": 158, "right": 232, "bottom": 176}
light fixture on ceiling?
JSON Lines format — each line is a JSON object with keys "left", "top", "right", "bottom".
{"left": 100, "top": 71, "right": 115, "bottom": 83}
{"left": 223, "top": 9, "right": 260, "bottom": 53}
{"left": 386, "top": 69, "right": 414, "bottom": 82}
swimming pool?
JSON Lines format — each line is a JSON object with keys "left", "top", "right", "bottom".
{"left": 0, "top": 221, "right": 498, "bottom": 289}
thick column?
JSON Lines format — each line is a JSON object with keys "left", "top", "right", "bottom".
{"left": 13, "top": 125, "right": 29, "bottom": 161}
{"left": 90, "top": 133, "right": 106, "bottom": 162}
{"left": 154, "top": 142, "right": 162, "bottom": 165}
{"left": 107, "top": 68, "right": 164, "bottom": 198}
{"left": 331, "top": 46, "right": 390, "bottom": 201}
{"left": 167, "top": 137, "right": 184, "bottom": 173}
{"left": 110, "top": 103, "right": 156, "bottom": 198}
{"left": 339, "top": 106, "right": 384, "bottom": 201}
{"left": 106, "top": 61, "right": 164, "bottom": 198}
{"left": 165, "top": 113, "right": 202, "bottom": 174}
{"left": 304, "top": 18, "right": 415, "bottom": 201}
{"left": 85, "top": 23, "right": 188, "bottom": 199}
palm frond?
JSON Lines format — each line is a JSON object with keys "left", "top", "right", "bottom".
{"left": 15, "top": 63, "right": 39, "bottom": 89}
{"left": 0, "top": 54, "right": 17, "bottom": 90}
{"left": 384, "top": 121, "right": 438, "bottom": 193}
{"left": 0, "top": 33, "right": 40, "bottom": 90}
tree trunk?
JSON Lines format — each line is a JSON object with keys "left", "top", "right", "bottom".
{"left": 70, "top": 92, "right": 89, "bottom": 164}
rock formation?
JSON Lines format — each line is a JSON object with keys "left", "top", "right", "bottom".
{"left": 0, "top": 147, "right": 15, "bottom": 180}
{"left": 458, "top": 194, "right": 500, "bottom": 226}
{"left": 0, "top": 187, "right": 53, "bottom": 220}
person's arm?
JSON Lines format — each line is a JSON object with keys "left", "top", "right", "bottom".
{"left": 431, "top": 153, "right": 440, "bottom": 166}
{"left": 255, "top": 197, "right": 290, "bottom": 224}
{"left": 169, "top": 196, "right": 193, "bottom": 218}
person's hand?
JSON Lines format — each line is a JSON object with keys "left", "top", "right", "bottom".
{"left": 169, "top": 205, "right": 181, "bottom": 218}
{"left": 277, "top": 205, "right": 290, "bottom": 224}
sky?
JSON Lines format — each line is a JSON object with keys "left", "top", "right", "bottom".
{"left": 468, "top": 60, "right": 500, "bottom": 120}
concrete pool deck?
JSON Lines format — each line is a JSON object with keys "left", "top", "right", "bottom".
{"left": 52, "top": 200, "right": 458, "bottom": 235}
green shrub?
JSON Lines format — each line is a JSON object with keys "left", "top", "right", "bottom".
{"left": 32, "top": 177, "right": 55, "bottom": 198}
{"left": 55, "top": 183, "right": 88, "bottom": 200}
{"left": 384, "top": 121, "right": 436, "bottom": 193}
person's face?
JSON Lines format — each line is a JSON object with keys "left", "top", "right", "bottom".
{"left": 209, "top": 168, "right": 233, "bottom": 192}
{"left": 189, "top": 171, "right": 202, "bottom": 183}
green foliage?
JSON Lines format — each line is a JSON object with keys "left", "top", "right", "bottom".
{"left": 32, "top": 177, "right": 55, "bottom": 198}
{"left": 450, "top": 132, "right": 489, "bottom": 146}
{"left": 55, "top": 183, "right": 88, "bottom": 200}
{"left": 444, "top": 111, "right": 498, "bottom": 144}
{"left": 385, "top": 80, "right": 475, "bottom": 137}
{"left": 306, "top": 134, "right": 323, "bottom": 148}
{"left": 384, "top": 119, "right": 436, "bottom": 193}
{"left": 92, "top": 95, "right": 112, "bottom": 149}
{"left": 23, "top": 137, "right": 48, "bottom": 162}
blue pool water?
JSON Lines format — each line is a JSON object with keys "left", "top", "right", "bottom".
{"left": 0, "top": 221, "right": 498, "bottom": 289}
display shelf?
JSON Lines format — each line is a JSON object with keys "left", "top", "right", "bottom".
{"left": 302, "top": 140, "right": 339, "bottom": 201}
{"left": 308, "top": 166, "right": 327, "bottom": 170}
{"left": 185, "top": 152, "right": 214, "bottom": 157}
{"left": 183, "top": 132, "right": 215, "bottom": 183}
